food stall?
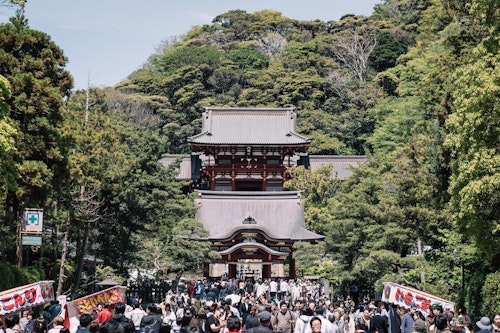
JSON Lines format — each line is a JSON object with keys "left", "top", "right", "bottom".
{"left": 381, "top": 282, "right": 455, "bottom": 314}
{"left": 0, "top": 281, "right": 55, "bottom": 316}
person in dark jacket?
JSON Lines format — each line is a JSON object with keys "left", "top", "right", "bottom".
{"left": 140, "top": 305, "right": 162, "bottom": 333}
{"left": 113, "top": 302, "right": 135, "bottom": 333}
{"left": 388, "top": 305, "right": 401, "bottom": 333}
{"left": 100, "top": 320, "right": 124, "bottom": 333}
{"left": 368, "top": 308, "right": 388, "bottom": 333}
{"left": 248, "top": 311, "right": 273, "bottom": 333}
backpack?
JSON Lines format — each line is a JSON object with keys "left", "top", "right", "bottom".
{"left": 141, "top": 321, "right": 157, "bottom": 333}
{"left": 299, "top": 317, "right": 310, "bottom": 333}
{"left": 159, "top": 322, "right": 172, "bottom": 333}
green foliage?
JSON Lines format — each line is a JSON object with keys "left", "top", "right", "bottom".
{"left": 466, "top": 271, "right": 486, "bottom": 321}
{"left": 95, "top": 265, "right": 124, "bottom": 284}
{"left": 64, "top": 89, "right": 195, "bottom": 282}
{"left": 0, "top": 262, "right": 27, "bottom": 290}
{"left": 369, "top": 31, "right": 408, "bottom": 71}
{"left": 0, "top": 75, "right": 17, "bottom": 197}
{"left": 366, "top": 96, "right": 423, "bottom": 153}
{"left": 446, "top": 45, "right": 500, "bottom": 264}
{"left": 481, "top": 272, "right": 500, "bottom": 318}
{"left": 0, "top": 9, "right": 73, "bottom": 279}
{"left": 226, "top": 47, "right": 269, "bottom": 70}
{"left": 21, "top": 266, "right": 45, "bottom": 284}
{"left": 152, "top": 46, "right": 222, "bottom": 76}
{"left": 292, "top": 242, "right": 325, "bottom": 278}
{"left": 168, "top": 218, "right": 220, "bottom": 271}
{"left": 166, "top": 218, "right": 220, "bottom": 289}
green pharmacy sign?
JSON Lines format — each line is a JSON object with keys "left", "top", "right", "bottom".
{"left": 24, "top": 209, "right": 44, "bottom": 233}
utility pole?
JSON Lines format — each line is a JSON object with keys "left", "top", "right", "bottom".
{"left": 85, "top": 70, "right": 90, "bottom": 122}
{"left": 17, "top": 213, "right": 22, "bottom": 268}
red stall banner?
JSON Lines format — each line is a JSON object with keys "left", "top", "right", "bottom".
{"left": 64, "top": 286, "right": 127, "bottom": 331}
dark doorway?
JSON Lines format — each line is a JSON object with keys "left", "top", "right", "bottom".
{"left": 235, "top": 181, "right": 262, "bottom": 191}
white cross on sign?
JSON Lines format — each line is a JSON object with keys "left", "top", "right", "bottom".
{"left": 24, "top": 209, "right": 43, "bottom": 233}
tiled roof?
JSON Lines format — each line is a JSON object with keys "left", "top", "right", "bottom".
{"left": 194, "top": 191, "right": 324, "bottom": 242}
{"left": 158, "top": 154, "right": 191, "bottom": 180}
{"left": 309, "top": 155, "right": 367, "bottom": 179}
{"left": 188, "top": 107, "right": 310, "bottom": 145}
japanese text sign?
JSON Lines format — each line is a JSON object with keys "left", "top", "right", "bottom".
{"left": 0, "top": 281, "right": 55, "bottom": 315}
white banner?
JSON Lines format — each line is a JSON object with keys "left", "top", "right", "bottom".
{"left": 381, "top": 282, "right": 455, "bottom": 314}
{"left": 0, "top": 281, "right": 55, "bottom": 315}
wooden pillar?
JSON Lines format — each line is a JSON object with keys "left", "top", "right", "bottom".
{"left": 203, "top": 263, "right": 209, "bottom": 278}
{"left": 228, "top": 263, "right": 237, "bottom": 279}
{"left": 289, "top": 251, "right": 296, "bottom": 280}
{"left": 262, "top": 264, "right": 271, "bottom": 279}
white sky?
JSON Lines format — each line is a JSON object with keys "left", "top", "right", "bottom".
{"left": 0, "top": 0, "right": 382, "bottom": 90}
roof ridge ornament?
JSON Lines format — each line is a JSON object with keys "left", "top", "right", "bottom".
{"left": 242, "top": 211, "right": 256, "bottom": 224}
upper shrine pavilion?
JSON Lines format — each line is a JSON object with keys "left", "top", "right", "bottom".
{"left": 160, "top": 107, "right": 366, "bottom": 279}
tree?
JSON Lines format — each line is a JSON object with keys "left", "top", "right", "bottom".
{"left": 368, "top": 31, "right": 408, "bottom": 71}
{"left": 256, "top": 32, "right": 288, "bottom": 60}
{"left": 446, "top": 47, "right": 500, "bottom": 265}
{"left": 0, "top": 9, "right": 72, "bottom": 266}
{"left": 167, "top": 218, "right": 220, "bottom": 291}
{"left": 328, "top": 27, "right": 377, "bottom": 81}
{"left": 0, "top": 76, "right": 17, "bottom": 196}
{"left": 284, "top": 165, "right": 341, "bottom": 235}
{"left": 62, "top": 88, "right": 128, "bottom": 296}
{"left": 292, "top": 242, "right": 326, "bottom": 278}
{"left": 0, "top": 75, "right": 18, "bottom": 258}
{"left": 481, "top": 272, "right": 500, "bottom": 317}
{"left": 366, "top": 96, "right": 423, "bottom": 154}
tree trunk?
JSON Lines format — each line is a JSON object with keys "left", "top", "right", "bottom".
{"left": 416, "top": 226, "right": 425, "bottom": 284}
{"left": 56, "top": 212, "right": 71, "bottom": 296}
{"left": 72, "top": 222, "right": 89, "bottom": 297}
{"left": 171, "top": 269, "right": 184, "bottom": 293}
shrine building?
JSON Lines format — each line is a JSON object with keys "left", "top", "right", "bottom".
{"left": 160, "top": 107, "right": 366, "bottom": 280}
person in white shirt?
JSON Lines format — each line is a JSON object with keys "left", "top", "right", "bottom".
{"left": 129, "top": 303, "right": 147, "bottom": 333}
{"left": 162, "top": 304, "right": 177, "bottom": 328}
{"left": 256, "top": 279, "right": 267, "bottom": 299}
{"left": 280, "top": 279, "right": 290, "bottom": 302}
{"left": 270, "top": 279, "right": 278, "bottom": 302}
{"left": 291, "top": 282, "right": 302, "bottom": 303}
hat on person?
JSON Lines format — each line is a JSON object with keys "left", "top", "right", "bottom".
{"left": 280, "top": 302, "right": 287, "bottom": 307}
{"left": 257, "top": 311, "right": 272, "bottom": 322}
{"left": 369, "top": 304, "right": 377, "bottom": 309}
{"left": 450, "top": 318, "right": 463, "bottom": 332}
{"left": 476, "top": 317, "right": 491, "bottom": 330}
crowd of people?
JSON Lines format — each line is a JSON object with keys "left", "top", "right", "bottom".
{"left": 1, "top": 277, "right": 499, "bottom": 333}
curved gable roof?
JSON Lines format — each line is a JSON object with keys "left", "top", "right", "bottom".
{"left": 195, "top": 191, "right": 324, "bottom": 242}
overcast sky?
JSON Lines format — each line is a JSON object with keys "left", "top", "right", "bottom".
{"left": 0, "top": 0, "right": 382, "bottom": 90}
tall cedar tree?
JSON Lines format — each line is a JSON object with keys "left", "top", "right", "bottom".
{"left": 0, "top": 9, "right": 72, "bottom": 263}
